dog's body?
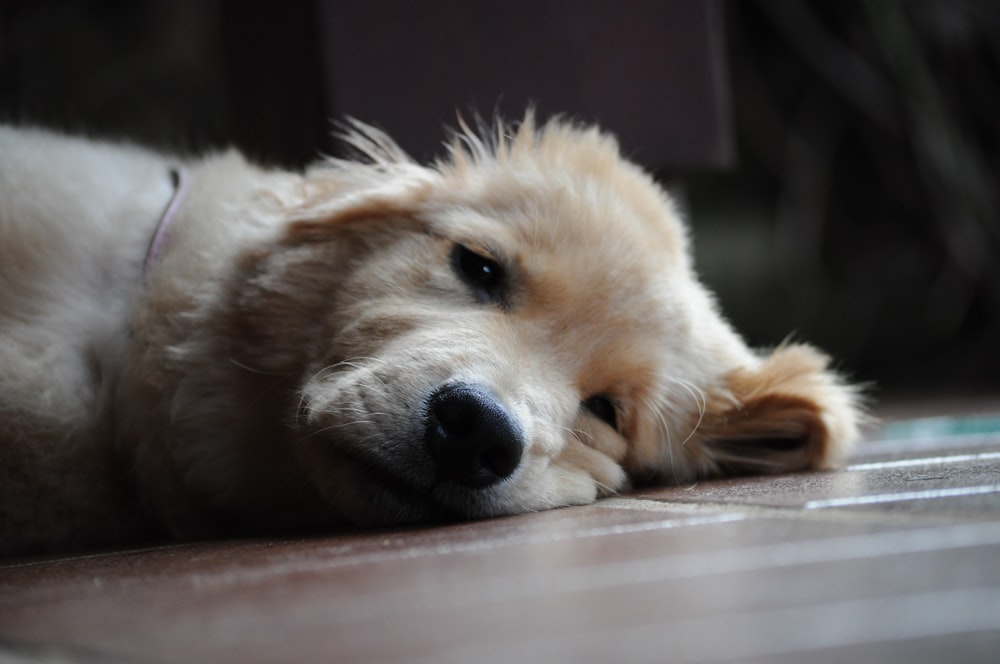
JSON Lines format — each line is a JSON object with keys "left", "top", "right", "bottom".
{"left": 0, "top": 118, "right": 862, "bottom": 556}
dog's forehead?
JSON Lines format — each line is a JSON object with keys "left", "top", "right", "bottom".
{"left": 424, "top": 173, "right": 694, "bottom": 383}
{"left": 428, "top": 165, "right": 687, "bottom": 264}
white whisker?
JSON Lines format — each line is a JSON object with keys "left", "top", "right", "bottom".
{"left": 299, "top": 419, "right": 375, "bottom": 442}
{"left": 642, "top": 393, "right": 678, "bottom": 483}
{"left": 665, "top": 376, "right": 707, "bottom": 447}
{"left": 563, "top": 425, "right": 595, "bottom": 444}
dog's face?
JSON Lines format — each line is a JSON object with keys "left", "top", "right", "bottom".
{"left": 230, "top": 118, "right": 861, "bottom": 526}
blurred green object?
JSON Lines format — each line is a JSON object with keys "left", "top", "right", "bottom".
{"left": 879, "top": 414, "right": 1000, "bottom": 442}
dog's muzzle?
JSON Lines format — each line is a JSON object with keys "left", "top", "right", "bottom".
{"left": 424, "top": 383, "right": 524, "bottom": 489}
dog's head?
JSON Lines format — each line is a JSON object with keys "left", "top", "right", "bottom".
{"left": 230, "top": 116, "right": 862, "bottom": 525}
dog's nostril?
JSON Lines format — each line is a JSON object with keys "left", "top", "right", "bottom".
{"left": 425, "top": 383, "right": 524, "bottom": 489}
{"left": 479, "top": 445, "right": 519, "bottom": 478}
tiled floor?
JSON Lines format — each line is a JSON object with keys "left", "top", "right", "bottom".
{"left": 2, "top": 398, "right": 999, "bottom": 663}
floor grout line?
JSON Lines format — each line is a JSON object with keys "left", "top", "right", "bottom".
{"left": 847, "top": 451, "right": 1000, "bottom": 471}
{"left": 804, "top": 485, "right": 1000, "bottom": 509}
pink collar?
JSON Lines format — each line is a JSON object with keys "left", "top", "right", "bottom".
{"left": 142, "top": 167, "right": 189, "bottom": 284}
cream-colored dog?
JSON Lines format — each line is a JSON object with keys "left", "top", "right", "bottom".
{"left": 0, "top": 116, "right": 861, "bottom": 555}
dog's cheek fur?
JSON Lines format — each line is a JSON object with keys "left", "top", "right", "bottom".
{"left": 694, "top": 343, "right": 863, "bottom": 477}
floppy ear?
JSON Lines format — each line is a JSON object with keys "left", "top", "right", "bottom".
{"left": 224, "top": 184, "right": 429, "bottom": 374}
{"left": 698, "top": 344, "right": 862, "bottom": 476}
{"left": 281, "top": 198, "right": 426, "bottom": 253}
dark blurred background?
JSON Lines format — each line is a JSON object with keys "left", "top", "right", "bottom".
{"left": 2, "top": 0, "right": 998, "bottom": 400}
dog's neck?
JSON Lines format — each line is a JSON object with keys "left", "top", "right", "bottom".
{"left": 142, "top": 167, "right": 190, "bottom": 284}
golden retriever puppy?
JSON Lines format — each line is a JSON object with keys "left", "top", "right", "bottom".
{"left": 0, "top": 116, "right": 861, "bottom": 555}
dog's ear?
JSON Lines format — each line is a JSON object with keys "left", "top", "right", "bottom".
{"left": 283, "top": 192, "right": 428, "bottom": 249}
{"left": 697, "top": 344, "right": 862, "bottom": 476}
{"left": 226, "top": 181, "right": 431, "bottom": 374}
{"left": 281, "top": 147, "right": 439, "bottom": 247}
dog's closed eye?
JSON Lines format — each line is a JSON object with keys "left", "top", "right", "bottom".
{"left": 451, "top": 244, "right": 507, "bottom": 304}
{"left": 582, "top": 395, "right": 618, "bottom": 431}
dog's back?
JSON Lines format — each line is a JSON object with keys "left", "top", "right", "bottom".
{"left": 0, "top": 127, "right": 175, "bottom": 552}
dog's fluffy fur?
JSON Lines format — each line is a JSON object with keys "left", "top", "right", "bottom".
{"left": 0, "top": 116, "right": 862, "bottom": 555}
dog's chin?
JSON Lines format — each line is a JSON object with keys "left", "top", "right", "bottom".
{"left": 310, "top": 447, "right": 503, "bottom": 527}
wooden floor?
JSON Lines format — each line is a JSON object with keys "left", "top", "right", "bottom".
{"left": 2, "top": 396, "right": 999, "bottom": 663}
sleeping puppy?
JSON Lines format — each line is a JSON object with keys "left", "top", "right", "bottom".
{"left": 0, "top": 115, "right": 862, "bottom": 555}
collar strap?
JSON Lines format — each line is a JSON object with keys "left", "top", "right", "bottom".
{"left": 143, "top": 167, "right": 189, "bottom": 285}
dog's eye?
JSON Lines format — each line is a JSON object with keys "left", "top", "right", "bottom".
{"left": 452, "top": 244, "right": 506, "bottom": 302}
{"left": 583, "top": 395, "right": 618, "bottom": 431}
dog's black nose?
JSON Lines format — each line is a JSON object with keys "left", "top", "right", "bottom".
{"left": 425, "top": 383, "right": 524, "bottom": 489}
